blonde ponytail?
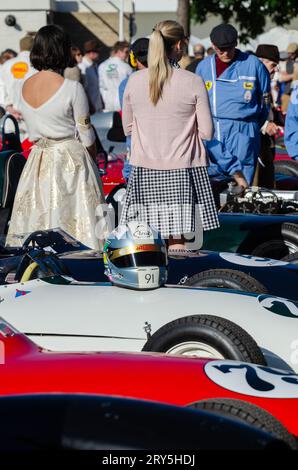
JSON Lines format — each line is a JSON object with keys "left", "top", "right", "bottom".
{"left": 148, "top": 20, "right": 186, "bottom": 106}
{"left": 148, "top": 29, "right": 171, "bottom": 105}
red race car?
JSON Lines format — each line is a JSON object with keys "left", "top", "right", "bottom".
{"left": 97, "top": 151, "right": 126, "bottom": 197}
{"left": 0, "top": 317, "right": 297, "bottom": 447}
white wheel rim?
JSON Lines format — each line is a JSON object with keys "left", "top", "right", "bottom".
{"left": 166, "top": 341, "right": 224, "bottom": 359}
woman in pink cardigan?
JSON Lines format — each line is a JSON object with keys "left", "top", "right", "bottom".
{"left": 120, "top": 20, "right": 219, "bottom": 251}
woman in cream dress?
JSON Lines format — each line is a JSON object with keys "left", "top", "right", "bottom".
{"left": 7, "top": 25, "right": 109, "bottom": 249}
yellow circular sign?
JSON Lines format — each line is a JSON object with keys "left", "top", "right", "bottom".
{"left": 11, "top": 61, "right": 29, "bottom": 79}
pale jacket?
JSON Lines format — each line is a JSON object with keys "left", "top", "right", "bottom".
{"left": 0, "top": 51, "right": 36, "bottom": 107}
{"left": 122, "top": 68, "right": 214, "bottom": 170}
{"left": 98, "top": 56, "right": 132, "bottom": 112}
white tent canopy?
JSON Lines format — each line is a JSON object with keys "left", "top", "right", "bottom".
{"left": 254, "top": 26, "right": 298, "bottom": 52}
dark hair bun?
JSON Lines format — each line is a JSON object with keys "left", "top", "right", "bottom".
{"left": 30, "top": 25, "right": 72, "bottom": 73}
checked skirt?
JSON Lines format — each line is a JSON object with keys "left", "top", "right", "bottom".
{"left": 120, "top": 166, "right": 220, "bottom": 238}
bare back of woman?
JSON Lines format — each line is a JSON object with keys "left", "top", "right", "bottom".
{"left": 22, "top": 71, "right": 64, "bottom": 109}
{"left": 7, "top": 24, "right": 109, "bottom": 250}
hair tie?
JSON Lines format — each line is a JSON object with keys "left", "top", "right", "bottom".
{"left": 152, "top": 28, "right": 164, "bottom": 39}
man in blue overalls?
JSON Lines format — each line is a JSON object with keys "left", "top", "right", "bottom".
{"left": 285, "top": 80, "right": 298, "bottom": 161}
{"left": 196, "top": 24, "right": 271, "bottom": 187}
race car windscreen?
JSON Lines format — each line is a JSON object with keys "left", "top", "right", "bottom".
{"left": 112, "top": 250, "right": 167, "bottom": 268}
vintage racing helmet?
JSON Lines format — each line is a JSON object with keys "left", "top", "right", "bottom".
{"left": 103, "top": 222, "right": 168, "bottom": 290}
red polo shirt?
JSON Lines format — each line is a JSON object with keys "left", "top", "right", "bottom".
{"left": 215, "top": 51, "right": 237, "bottom": 77}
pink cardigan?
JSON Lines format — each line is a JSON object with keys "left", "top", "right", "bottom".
{"left": 122, "top": 68, "right": 213, "bottom": 170}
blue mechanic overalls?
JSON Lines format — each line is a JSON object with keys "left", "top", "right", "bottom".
{"left": 285, "top": 81, "right": 298, "bottom": 160}
{"left": 196, "top": 51, "right": 271, "bottom": 184}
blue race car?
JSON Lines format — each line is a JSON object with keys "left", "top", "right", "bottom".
{"left": 2, "top": 228, "right": 298, "bottom": 301}
{"left": 203, "top": 213, "right": 298, "bottom": 259}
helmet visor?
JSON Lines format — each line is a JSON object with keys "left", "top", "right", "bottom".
{"left": 112, "top": 250, "right": 167, "bottom": 268}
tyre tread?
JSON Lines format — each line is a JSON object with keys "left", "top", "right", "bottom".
{"left": 190, "top": 398, "right": 296, "bottom": 448}
{"left": 186, "top": 269, "right": 267, "bottom": 294}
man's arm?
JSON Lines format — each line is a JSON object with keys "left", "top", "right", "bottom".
{"left": 278, "top": 71, "right": 294, "bottom": 83}
{"left": 285, "top": 84, "right": 298, "bottom": 160}
{"left": 257, "top": 61, "right": 271, "bottom": 127}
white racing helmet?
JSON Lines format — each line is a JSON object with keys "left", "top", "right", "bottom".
{"left": 103, "top": 222, "right": 168, "bottom": 290}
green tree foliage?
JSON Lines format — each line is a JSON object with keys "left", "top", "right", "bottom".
{"left": 191, "top": 0, "right": 298, "bottom": 42}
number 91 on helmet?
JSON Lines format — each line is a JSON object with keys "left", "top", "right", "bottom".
{"left": 103, "top": 222, "right": 168, "bottom": 290}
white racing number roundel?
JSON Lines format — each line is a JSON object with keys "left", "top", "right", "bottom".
{"left": 258, "top": 295, "right": 298, "bottom": 318}
{"left": 205, "top": 360, "right": 298, "bottom": 398}
{"left": 219, "top": 253, "right": 288, "bottom": 267}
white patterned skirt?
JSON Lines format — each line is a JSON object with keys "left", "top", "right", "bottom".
{"left": 120, "top": 166, "right": 220, "bottom": 238}
{"left": 7, "top": 137, "right": 109, "bottom": 249}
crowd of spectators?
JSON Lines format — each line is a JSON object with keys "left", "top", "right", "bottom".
{"left": 0, "top": 23, "right": 298, "bottom": 249}
{"left": 1, "top": 29, "right": 297, "bottom": 128}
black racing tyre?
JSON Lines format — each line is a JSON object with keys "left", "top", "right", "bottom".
{"left": 189, "top": 398, "right": 296, "bottom": 449}
{"left": 0, "top": 394, "right": 285, "bottom": 450}
{"left": 251, "top": 222, "right": 298, "bottom": 259}
{"left": 281, "top": 252, "right": 298, "bottom": 264}
{"left": 274, "top": 160, "right": 298, "bottom": 178}
{"left": 184, "top": 269, "right": 268, "bottom": 295}
{"left": 142, "top": 315, "right": 266, "bottom": 365}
